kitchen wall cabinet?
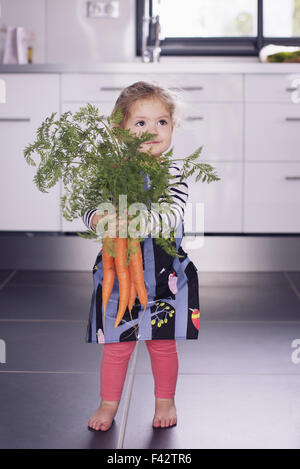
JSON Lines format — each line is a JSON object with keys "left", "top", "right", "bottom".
{"left": 0, "top": 74, "right": 60, "bottom": 231}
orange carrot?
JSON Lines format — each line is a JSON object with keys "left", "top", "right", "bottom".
{"left": 102, "top": 235, "right": 116, "bottom": 336}
{"left": 102, "top": 235, "right": 116, "bottom": 314}
{"left": 128, "top": 237, "right": 148, "bottom": 308}
{"left": 114, "top": 236, "right": 130, "bottom": 328}
{"left": 128, "top": 269, "right": 137, "bottom": 313}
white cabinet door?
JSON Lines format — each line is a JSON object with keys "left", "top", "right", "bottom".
{"left": 62, "top": 73, "right": 243, "bottom": 103}
{"left": 0, "top": 74, "right": 60, "bottom": 231}
{"left": 187, "top": 161, "right": 243, "bottom": 233}
{"left": 244, "top": 162, "right": 300, "bottom": 232}
{"left": 245, "top": 103, "right": 300, "bottom": 162}
{"left": 172, "top": 102, "right": 243, "bottom": 161}
{"left": 62, "top": 74, "right": 145, "bottom": 102}
{"left": 245, "top": 74, "right": 300, "bottom": 103}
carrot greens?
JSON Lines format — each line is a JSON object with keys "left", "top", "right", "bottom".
{"left": 24, "top": 103, "right": 220, "bottom": 259}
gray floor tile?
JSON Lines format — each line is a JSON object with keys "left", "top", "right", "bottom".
{"left": 0, "top": 270, "right": 14, "bottom": 285}
{"left": 0, "top": 321, "right": 106, "bottom": 372}
{"left": 287, "top": 272, "right": 300, "bottom": 293}
{"left": 200, "top": 284, "right": 300, "bottom": 321}
{"left": 0, "top": 284, "right": 93, "bottom": 320}
{"left": 8, "top": 270, "right": 93, "bottom": 287}
{"left": 198, "top": 271, "right": 288, "bottom": 287}
{"left": 124, "top": 374, "right": 300, "bottom": 449}
{"left": 1, "top": 269, "right": 300, "bottom": 449}
{"left": 135, "top": 322, "right": 300, "bottom": 375}
{"left": 0, "top": 372, "right": 129, "bottom": 449}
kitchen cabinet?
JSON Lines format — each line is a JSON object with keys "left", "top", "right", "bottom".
{"left": 62, "top": 72, "right": 243, "bottom": 103}
{"left": 244, "top": 162, "right": 300, "bottom": 233}
{"left": 245, "top": 103, "right": 300, "bottom": 162}
{"left": 187, "top": 162, "right": 243, "bottom": 233}
{"left": 244, "top": 73, "right": 300, "bottom": 232}
{"left": 0, "top": 74, "right": 60, "bottom": 231}
{"left": 172, "top": 102, "right": 243, "bottom": 161}
{"left": 61, "top": 73, "right": 243, "bottom": 233}
{"left": 245, "top": 74, "right": 300, "bottom": 103}
{"left": 1, "top": 67, "right": 299, "bottom": 235}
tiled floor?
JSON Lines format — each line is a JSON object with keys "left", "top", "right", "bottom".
{"left": 0, "top": 270, "right": 300, "bottom": 449}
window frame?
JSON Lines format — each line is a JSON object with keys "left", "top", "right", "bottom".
{"left": 136, "top": 0, "right": 300, "bottom": 57}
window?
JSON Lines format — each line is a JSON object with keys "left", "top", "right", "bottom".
{"left": 136, "top": 0, "right": 300, "bottom": 56}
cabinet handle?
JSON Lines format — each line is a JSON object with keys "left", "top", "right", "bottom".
{"left": 285, "top": 176, "right": 300, "bottom": 180}
{"left": 170, "top": 86, "right": 204, "bottom": 91}
{"left": 185, "top": 116, "right": 204, "bottom": 121}
{"left": 99, "top": 86, "right": 124, "bottom": 91}
{"left": 0, "top": 118, "right": 31, "bottom": 122}
{"left": 285, "top": 117, "right": 300, "bottom": 121}
{"left": 99, "top": 86, "right": 204, "bottom": 92}
{"left": 286, "top": 86, "right": 299, "bottom": 91}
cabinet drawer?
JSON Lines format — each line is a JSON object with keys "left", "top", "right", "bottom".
{"left": 245, "top": 74, "right": 300, "bottom": 103}
{"left": 62, "top": 73, "right": 243, "bottom": 103}
{"left": 172, "top": 102, "right": 243, "bottom": 161}
{"left": 187, "top": 161, "right": 243, "bottom": 233}
{"left": 245, "top": 103, "right": 300, "bottom": 161}
{"left": 0, "top": 74, "right": 59, "bottom": 118}
{"left": 159, "top": 74, "right": 243, "bottom": 102}
{"left": 62, "top": 73, "right": 145, "bottom": 102}
{"left": 244, "top": 162, "right": 300, "bottom": 233}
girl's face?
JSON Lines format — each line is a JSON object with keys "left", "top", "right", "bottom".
{"left": 124, "top": 97, "right": 173, "bottom": 157}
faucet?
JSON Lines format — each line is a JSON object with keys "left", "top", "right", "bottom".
{"left": 141, "top": 1, "right": 161, "bottom": 63}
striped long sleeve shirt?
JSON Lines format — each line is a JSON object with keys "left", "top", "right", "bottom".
{"left": 81, "top": 163, "right": 188, "bottom": 235}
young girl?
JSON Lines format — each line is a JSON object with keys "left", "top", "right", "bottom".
{"left": 82, "top": 81, "right": 200, "bottom": 431}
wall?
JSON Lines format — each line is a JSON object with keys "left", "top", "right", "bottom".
{"left": 0, "top": 0, "right": 136, "bottom": 63}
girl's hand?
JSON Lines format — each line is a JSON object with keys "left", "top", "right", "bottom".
{"left": 105, "top": 212, "right": 136, "bottom": 237}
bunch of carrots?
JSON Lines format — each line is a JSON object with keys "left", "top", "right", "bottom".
{"left": 102, "top": 224, "right": 148, "bottom": 330}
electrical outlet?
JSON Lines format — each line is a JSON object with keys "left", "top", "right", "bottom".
{"left": 87, "top": 1, "right": 119, "bottom": 18}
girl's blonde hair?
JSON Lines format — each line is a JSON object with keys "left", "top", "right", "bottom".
{"left": 111, "top": 80, "right": 182, "bottom": 129}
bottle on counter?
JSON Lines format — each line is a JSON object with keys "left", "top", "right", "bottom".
{"left": 27, "top": 45, "right": 33, "bottom": 64}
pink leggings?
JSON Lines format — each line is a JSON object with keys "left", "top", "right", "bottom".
{"left": 100, "top": 339, "right": 178, "bottom": 401}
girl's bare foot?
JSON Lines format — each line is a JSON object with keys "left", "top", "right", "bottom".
{"left": 152, "top": 397, "right": 177, "bottom": 428}
{"left": 88, "top": 399, "right": 119, "bottom": 431}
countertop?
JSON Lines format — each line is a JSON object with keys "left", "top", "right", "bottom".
{"left": 1, "top": 59, "right": 300, "bottom": 74}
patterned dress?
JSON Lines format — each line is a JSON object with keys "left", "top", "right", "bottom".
{"left": 82, "top": 164, "right": 200, "bottom": 344}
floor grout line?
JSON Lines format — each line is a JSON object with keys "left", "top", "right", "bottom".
{"left": 284, "top": 272, "right": 300, "bottom": 301}
{"left": 0, "top": 270, "right": 17, "bottom": 290}
{"left": 0, "top": 370, "right": 98, "bottom": 374}
{"left": 0, "top": 319, "right": 300, "bottom": 324}
{"left": 0, "top": 319, "right": 87, "bottom": 323}
{"left": 117, "top": 341, "right": 139, "bottom": 450}
{"left": 119, "top": 372, "right": 300, "bottom": 376}
{"left": 0, "top": 370, "right": 298, "bottom": 376}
